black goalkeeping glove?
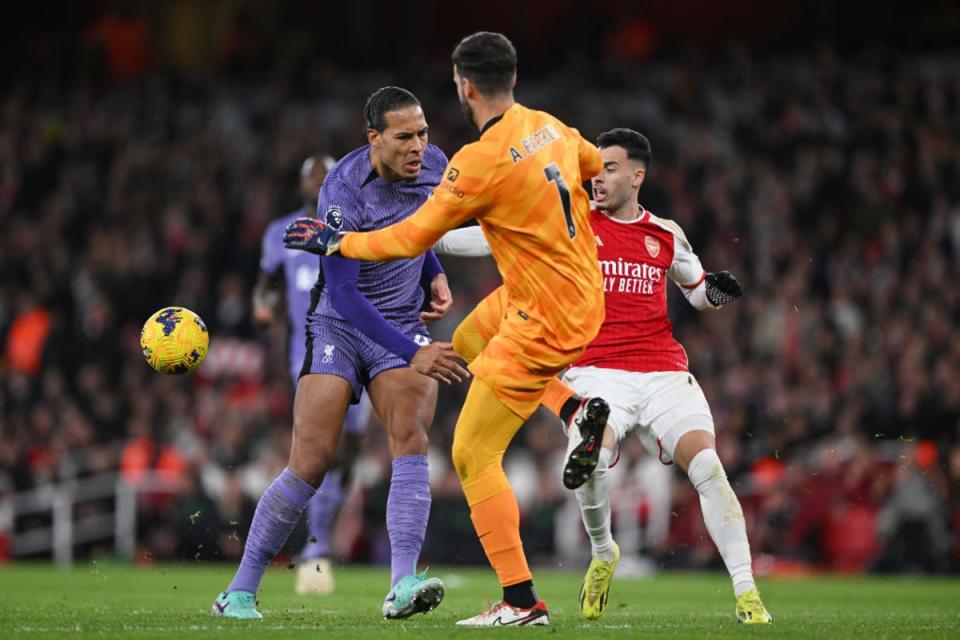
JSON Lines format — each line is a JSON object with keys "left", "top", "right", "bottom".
{"left": 705, "top": 271, "right": 743, "bottom": 307}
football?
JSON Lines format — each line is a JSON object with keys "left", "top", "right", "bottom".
{"left": 140, "top": 307, "right": 210, "bottom": 375}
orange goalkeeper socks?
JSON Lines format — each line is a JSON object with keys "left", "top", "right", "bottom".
{"left": 469, "top": 488, "right": 532, "bottom": 587}
{"left": 541, "top": 378, "right": 579, "bottom": 423}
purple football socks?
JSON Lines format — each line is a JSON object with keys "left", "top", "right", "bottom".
{"left": 386, "top": 455, "right": 431, "bottom": 586}
{"left": 301, "top": 469, "right": 344, "bottom": 560}
{"left": 227, "top": 467, "right": 315, "bottom": 594}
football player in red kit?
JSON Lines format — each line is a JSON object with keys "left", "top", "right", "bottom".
{"left": 437, "top": 128, "right": 772, "bottom": 625}
{"left": 564, "top": 128, "right": 770, "bottom": 624}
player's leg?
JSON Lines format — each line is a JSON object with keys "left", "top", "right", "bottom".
{"left": 455, "top": 285, "right": 597, "bottom": 426}
{"left": 367, "top": 365, "right": 443, "bottom": 619}
{"left": 297, "top": 395, "right": 372, "bottom": 595}
{"left": 454, "top": 319, "right": 595, "bottom": 626}
{"left": 560, "top": 367, "right": 634, "bottom": 620}
{"left": 451, "top": 285, "right": 506, "bottom": 364}
{"left": 451, "top": 377, "right": 550, "bottom": 626}
{"left": 213, "top": 373, "right": 352, "bottom": 619}
{"left": 454, "top": 288, "right": 608, "bottom": 490}
{"left": 654, "top": 374, "right": 771, "bottom": 624}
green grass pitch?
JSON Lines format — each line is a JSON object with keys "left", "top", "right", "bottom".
{"left": 1, "top": 563, "right": 958, "bottom": 638}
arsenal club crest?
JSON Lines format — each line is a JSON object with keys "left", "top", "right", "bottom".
{"left": 644, "top": 235, "right": 660, "bottom": 258}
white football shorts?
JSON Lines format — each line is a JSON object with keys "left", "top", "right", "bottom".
{"left": 561, "top": 366, "right": 714, "bottom": 465}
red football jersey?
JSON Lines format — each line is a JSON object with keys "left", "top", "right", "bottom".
{"left": 574, "top": 207, "right": 707, "bottom": 373}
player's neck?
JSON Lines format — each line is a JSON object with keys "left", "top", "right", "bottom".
{"left": 472, "top": 95, "right": 515, "bottom": 132}
{"left": 607, "top": 201, "right": 643, "bottom": 221}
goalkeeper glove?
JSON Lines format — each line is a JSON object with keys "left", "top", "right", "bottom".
{"left": 283, "top": 217, "right": 342, "bottom": 255}
{"left": 705, "top": 271, "right": 743, "bottom": 307}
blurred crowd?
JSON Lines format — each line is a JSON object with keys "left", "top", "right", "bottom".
{"left": 1, "top": 39, "right": 959, "bottom": 574}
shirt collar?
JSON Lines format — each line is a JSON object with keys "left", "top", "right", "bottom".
{"left": 480, "top": 114, "right": 504, "bottom": 136}
{"left": 599, "top": 205, "right": 648, "bottom": 225}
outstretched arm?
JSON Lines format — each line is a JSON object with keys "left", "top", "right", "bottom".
{"left": 285, "top": 150, "right": 490, "bottom": 260}
{"left": 338, "top": 195, "right": 477, "bottom": 260}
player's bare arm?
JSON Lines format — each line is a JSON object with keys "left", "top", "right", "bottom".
{"left": 252, "top": 270, "right": 283, "bottom": 325}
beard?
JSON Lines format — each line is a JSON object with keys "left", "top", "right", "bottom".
{"left": 459, "top": 96, "right": 474, "bottom": 127}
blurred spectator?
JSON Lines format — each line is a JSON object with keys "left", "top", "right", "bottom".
{"left": 4, "top": 297, "right": 50, "bottom": 375}
{"left": 875, "top": 442, "right": 952, "bottom": 572}
{"left": 1, "top": 15, "right": 958, "bottom": 574}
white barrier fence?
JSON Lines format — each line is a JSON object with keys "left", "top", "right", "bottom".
{"left": 8, "top": 472, "right": 177, "bottom": 566}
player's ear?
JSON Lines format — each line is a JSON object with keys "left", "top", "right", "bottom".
{"left": 367, "top": 127, "right": 380, "bottom": 148}
{"left": 633, "top": 165, "right": 646, "bottom": 189}
{"left": 510, "top": 72, "right": 517, "bottom": 90}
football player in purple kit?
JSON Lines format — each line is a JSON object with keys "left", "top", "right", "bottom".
{"left": 253, "top": 155, "right": 374, "bottom": 596}
{"left": 213, "top": 87, "right": 468, "bottom": 620}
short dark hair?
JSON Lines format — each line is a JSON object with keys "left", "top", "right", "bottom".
{"left": 363, "top": 86, "right": 421, "bottom": 132}
{"left": 452, "top": 32, "right": 517, "bottom": 96}
{"left": 597, "top": 128, "right": 652, "bottom": 168}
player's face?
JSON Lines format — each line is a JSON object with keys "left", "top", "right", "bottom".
{"left": 370, "top": 106, "right": 429, "bottom": 181}
{"left": 592, "top": 145, "right": 646, "bottom": 212}
{"left": 300, "top": 161, "right": 327, "bottom": 208}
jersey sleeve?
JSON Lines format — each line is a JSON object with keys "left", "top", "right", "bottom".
{"left": 666, "top": 223, "right": 714, "bottom": 310}
{"left": 574, "top": 128, "right": 602, "bottom": 179}
{"left": 317, "top": 178, "right": 364, "bottom": 233}
{"left": 338, "top": 149, "right": 490, "bottom": 261}
{"left": 421, "top": 249, "right": 444, "bottom": 280}
{"left": 433, "top": 225, "right": 492, "bottom": 257}
{"left": 259, "top": 220, "right": 284, "bottom": 275}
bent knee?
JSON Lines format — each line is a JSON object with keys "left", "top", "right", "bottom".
{"left": 452, "top": 325, "right": 482, "bottom": 364}
{"left": 451, "top": 439, "right": 473, "bottom": 480}
{"left": 389, "top": 429, "right": 428, "bottom": 458}
{"left": 451, "top": 439, "right": 501, "bottom": 481}
{"left": 686, "top": 448, "right": 727, "bottom": 489}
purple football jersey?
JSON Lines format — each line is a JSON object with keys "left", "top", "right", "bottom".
{"left": 310, "top": 143, "right": 447, "bottom": 325}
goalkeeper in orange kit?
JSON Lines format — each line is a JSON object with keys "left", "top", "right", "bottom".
{"left": 284, "top": 32, "right": 610, "bottom": 626}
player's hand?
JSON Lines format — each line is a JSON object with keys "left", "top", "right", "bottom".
{"left": 420, "top": 273, "right": 453, "bottom": 323}
{"left": 410, "top": 342, "right": 470, "bottom": 384}
{"left": 282, "top": 217, "right": 342, "bottom": 255}
{"left": 705, "top": 271, "right": 743, "bottom": 307}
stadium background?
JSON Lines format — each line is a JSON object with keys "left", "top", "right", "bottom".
{"left": 1, "top": 0, "right": 958, "bottom": 580}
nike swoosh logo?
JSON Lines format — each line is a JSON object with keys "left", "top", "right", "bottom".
{"left": 214, "top": 601, "right": 228, "bottom": 613}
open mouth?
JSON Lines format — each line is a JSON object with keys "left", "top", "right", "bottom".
{"left": 405, "top": 159, "right": 422, "bottom": 172}
{"left": 593, "top": 186, "right": 607, "bottom": 202}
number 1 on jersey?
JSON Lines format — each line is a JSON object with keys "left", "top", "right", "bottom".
{"left": 544, "top": 162, "right": 575, "bottom": 239}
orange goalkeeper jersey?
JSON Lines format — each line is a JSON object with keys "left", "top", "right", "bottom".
{"left": 339, "top": 103, "right": 604, "bottom": 350}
